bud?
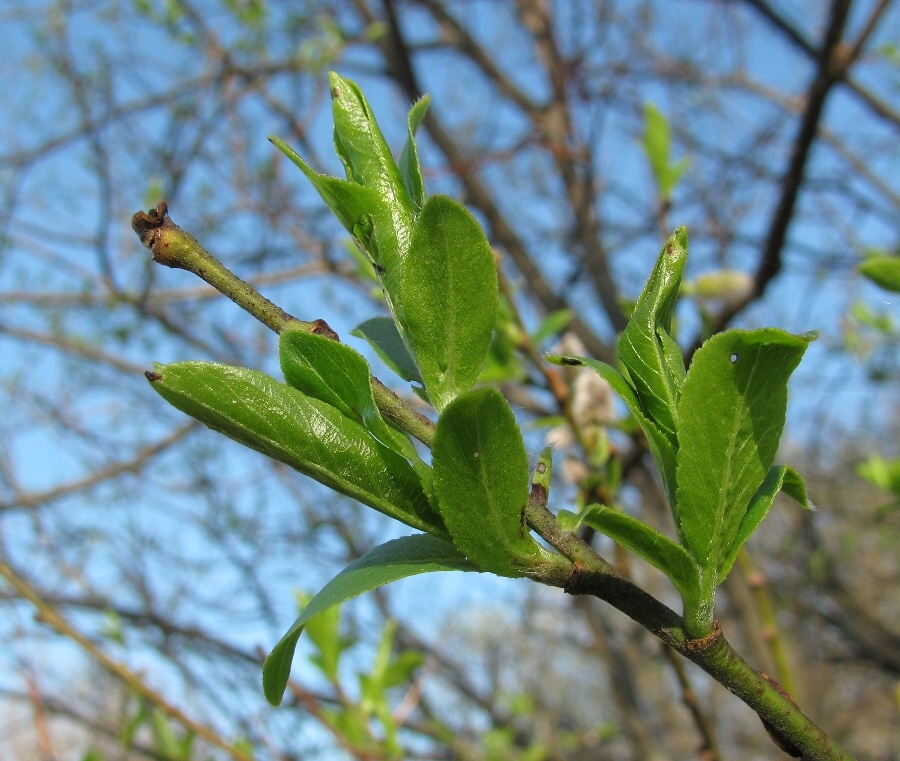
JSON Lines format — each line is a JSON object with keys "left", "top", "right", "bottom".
{"left": 687, "top": 270, "right": 753, "bottom": 308}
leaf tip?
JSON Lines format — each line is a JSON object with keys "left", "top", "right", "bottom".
{"left": 328, "top": 71, "right": 361, "bottom": 106}
{"left": 261, "top": 664, "right": 287, "bottom": 707}
{"left": 670, "top": 225, "right": 688, "bottom": 253}
{"left": 262, "top": 629, "right": 304, "bottom": 707}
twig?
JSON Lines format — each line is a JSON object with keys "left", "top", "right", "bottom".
{"left": 742, "top": 0, "right": 900, "bottom": 129}
{"left": 374, "top": 0, "right": 616, "bottom": 364}
{"left": 0, "top": 559, "right": 254, "bottom": 761}
{"left": 737, "top": 548, "right": 797, "bottom": 695}
{"left": 0, "top": 423, "right": 197, "bottom": 512}
{"left": 696, "top": 0, "right": 854, "bottom": 347}
{"left": 131, "top": 201, "right": 437, "bottom": 447}
{"left": 130, "top": 204, "right": 856, "bottom": 761}
{"left": 662, "top": 645, "right": 721, "bottom": 760}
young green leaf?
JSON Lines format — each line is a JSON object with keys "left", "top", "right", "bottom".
{"left": 279, "top": 329, "right": 420, "bottom": 463}
{"left": 547, "top": 355, "right": 677, "bottom": 508}
{"left": 675, "top": 329, "right": 814, "bottom": 579}
{"left": 149, "top": 709, "right": 189, "bottom": 761}
{"left": 479, "top": 295, "right": 526, "bottom": 383}
{"left": 397, "top": 195, "right": 498, "bottom": 411}
{"left": 579, "top": 504, "right": 700, "bottom": 607}
{"left": 399, "top": 94, "right": 430, "bottom": 213}
{"left": 297, "top": 593, "right": 347, "bottom": 683}
{"left": 555, "top": 508, "right": 581, "bottom": 532}
{"left": 328, "top": 72, "right": 415, "bottom": 224}
{"left": 268, "top": 136, "right": 385, "bottom": 247}
{"left": 432, "top": 388, "right": 547, "bottom": 576}
{"left": 859, "top": 256, "right": 900, "bottom": 293}
{"left": 352, "top": 316, "right": 424, "bottom": 385}
{"left": 857, "top": 452, "right": 900, "bottom": 495}
{"left": 617, "top": 227, "right": 688, "bottom": 444}
{"left": 717, "top": 465, "right": 812, "bottom": 582}
{"left": 531, "top": 308, "right": 573, "bottom": 346}
{"left": 280, "top": 329, "right": 368, "bottom": 420}
{"left": 263, "top": 534, "right": 478, "bottom": 705}
{"left": 642, "top": 102, "right": 688, "bottom": 200}
{"left": 269, "top": 135, "right": 413, "bottom": 295}
{"left": 147, "top": 362, "right": 443, "bottom": 535}
{"left": 358, "top": 620, "right": 406, "bottom": 752}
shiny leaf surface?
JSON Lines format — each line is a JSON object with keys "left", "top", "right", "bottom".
{"left": 432, "top": 389, "right": 546, "bottom": 576}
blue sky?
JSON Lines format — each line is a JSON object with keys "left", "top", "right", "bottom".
{"left": 1, "top": 2, "right": 898, "bottom": 755}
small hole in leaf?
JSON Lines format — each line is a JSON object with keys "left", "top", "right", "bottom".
{"left": 730, "top": 353, "right": 739, "bottom": 364}
{"left": 472, "top": 451, "right": 480, "bottom": 459}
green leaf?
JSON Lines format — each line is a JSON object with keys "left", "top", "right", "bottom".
{"left": 397, "top": 195, "right": 498, "bottom": 411}
{"left": 643, "top": 103, "right": 672, "bottom": 194}
{"left": 675, "top": 329, "right": 814, "bottom": 577}
{"left": 361, "top": 620, "right": 396, "bottom": 702}
{"left": 479, "top": 296, "right": 526, "bottom": 383}
{"left": 718, "top": 465, "right": 812, "bottom": 583}
{"left": 329, "top": 72, "right": 414, "bottom": 225}
{"left": 859, "top": 256, "right": 900, "bottom": 293}
{"left": 148, "top": 362, "right": 442, "bottom": 535}
{"left": 358, "top": 621, "right": 408, "bottom": 754}
{"left": 399, "top": 94, "right": 430, "bottom": 213}
{"left": 149, "top": 710, "right": 192, "bottom": 761}
{"left": 352, "top": 316, "right": 424, "bottom": 385}
{"left": 280, "top": 329, "right": 370, "bottom": 421}
{"left": 432, "top": 389, "right": 547, "bottom": 576}
{"left": 269, "top": 136, "right": 384, "bottom": 244}
{"left": 270, "top": 135, "right": 408, "bottom": 288}
{"left": 279, "top": 329, "right": 420, "bottom": 462}
{"left": 555, "top": 508, "right": 580, "bottom": 532}
{"left": 642, "top": 103, "right": 687, "bottom": 199}
{"left": 381, "top": 649, "right": 425, "bottom": 691}
{"left": 547, "top": 355, "right": 677, "bottom": 508}
{"left": 857, "top": 452, "right": 900, "bottom": 495}
{"left": 617, "top": 227, "right": 688, "bottom": 444}
{"left": 531, "top": 308, "right": 573, "bottom": 346}
{"left": 579, "top": 504, "right": 700, "bottom": 607}
{"left": 263, "top": 534, "right": 478, "bottom": 705}
{"left": 779, "top": 464, "right": 812, "bottom": 508}
{"left": 297, "top": 592, "right": 349, "bottom": 683}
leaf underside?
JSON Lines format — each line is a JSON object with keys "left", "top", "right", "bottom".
{"left": 263, "top": 534, "right": 478, "bottom": 705}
